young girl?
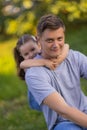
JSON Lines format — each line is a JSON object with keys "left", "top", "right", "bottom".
{"left": 14, "top": 34, "right": 69, "bottom": 111}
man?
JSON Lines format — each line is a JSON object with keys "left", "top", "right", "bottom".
{"left": 25, "top": 14, "right": 87, "bottom": 130}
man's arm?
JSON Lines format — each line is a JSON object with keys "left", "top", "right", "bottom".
{"left": 43, "top": 91, "right": 87, "bottom": 127}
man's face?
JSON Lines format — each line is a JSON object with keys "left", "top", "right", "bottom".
{"left": 38, "top": 27, "right": 65, "bottom": 59}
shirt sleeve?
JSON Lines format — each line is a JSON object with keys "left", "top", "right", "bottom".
{"left": 25, "top": 67, "right": 56, "bottom": 105}
{"left": 74, "top": 50, "right": 87, "bottom": 79}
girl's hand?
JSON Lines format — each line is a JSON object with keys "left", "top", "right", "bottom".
{"left": 44, "top": 60, "right": 58, "bottom": 70}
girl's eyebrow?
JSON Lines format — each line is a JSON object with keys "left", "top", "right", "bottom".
{"left": 30, "top": 47, "right": 35, "bottom": 51}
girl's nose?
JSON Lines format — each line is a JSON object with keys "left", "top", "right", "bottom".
{"left": 29, "top": 53, "right": 35, "bottom": 59}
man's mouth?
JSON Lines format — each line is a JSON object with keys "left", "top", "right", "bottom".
{"left": 51, "top": 49, "right": 59, "bottom": 52}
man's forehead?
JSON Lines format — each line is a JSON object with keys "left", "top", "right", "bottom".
{"left": 41, "top": 28, "right": 64, "bottom": 38}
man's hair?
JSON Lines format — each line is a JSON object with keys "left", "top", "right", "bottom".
{"left": 37, "top": 14, "right": 65, "bottom": 36}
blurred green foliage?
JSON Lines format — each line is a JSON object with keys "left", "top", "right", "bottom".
{"left": 0, "top": 0, "right": 87, "bottom": 36}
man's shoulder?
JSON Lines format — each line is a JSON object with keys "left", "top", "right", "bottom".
{"left": 68, "top": 49, "right": 86, "bottom": 58}
{"left": 25, "top": 66, "right": 49, "bottom": 78}
{"left": 66, "top": 49, "right": 86, "bottom": 66}
{"left": 67, "top": 49, "right": 82, "bottom": 59}
{"left": 68, "top": 49, "right": 78, "bottom": 55}
{"left": 26, "top": 66, "right": 43, "bottom": 74}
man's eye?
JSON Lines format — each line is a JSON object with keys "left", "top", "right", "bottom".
{"left": 58, "top": 37, "right": 63, "bottom": 41}
{"left": 47, "top": 39, "right": 53, "bottom": 43}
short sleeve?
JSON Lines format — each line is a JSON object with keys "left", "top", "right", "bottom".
{"left": 74, "top": 51, "right": 87, "bottom": 78}
{"left": 25, "top": 67, "right": 56, "bottom": 105}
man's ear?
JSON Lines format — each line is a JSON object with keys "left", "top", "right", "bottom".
{"left": 35, "top": 35, "right": 41, "bottom": 49}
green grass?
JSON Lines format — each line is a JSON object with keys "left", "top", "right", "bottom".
{"left": 0, "top": 24, "right": 87, "bottom": 130}
{"left": 66, "top": 25, "right": 87, "bottom": 54}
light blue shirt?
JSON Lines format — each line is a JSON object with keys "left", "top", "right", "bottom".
{"left": 25, "top": 50, "right": 87, "bottom": 130}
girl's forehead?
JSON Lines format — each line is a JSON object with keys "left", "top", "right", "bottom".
{"left": 23, "top": 41, "right": 37, "bottom": 47}
{"left": 20, "top": 41, "right": 37, "bottom": 51}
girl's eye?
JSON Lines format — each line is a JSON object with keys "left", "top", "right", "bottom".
{"left": 31, "top": 48, "right": 35, "bottom": 51}
{"left": 24, "top": 53, "right": 28, "bottom": 56}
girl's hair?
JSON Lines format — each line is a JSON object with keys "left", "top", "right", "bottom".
{"left": 13, "top": 34, "right": 37, "bottom": 80}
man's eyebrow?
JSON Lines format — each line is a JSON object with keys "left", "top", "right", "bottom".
{"left": 45, "top": 38, "right": 54, "bottom": 41}
{"left": 57, "top": 36, "right": 63, "bottom": 39}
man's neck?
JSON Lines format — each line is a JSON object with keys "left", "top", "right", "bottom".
{"left": 41, "top": 53, "right": 60, "bottom": 61}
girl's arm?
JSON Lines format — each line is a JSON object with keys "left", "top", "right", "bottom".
{"left": 20, "top": 59, "right": 55, "bottom": 70}
{"left": 51, "top": 43, "right": 69, "bottom": 68}
{"left": 57, "top": 43, "right": 69, "bottom": 64}
{"left": 20, "top": 44, "right": 69, "bottom": 70}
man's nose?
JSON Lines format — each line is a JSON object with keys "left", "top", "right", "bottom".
{"left": 53, "top": 41, "right": 58, "bottom": 48}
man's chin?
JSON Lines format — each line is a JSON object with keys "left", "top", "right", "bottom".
{"left": 50, "top": 55, "right": 59, "bottom": 59}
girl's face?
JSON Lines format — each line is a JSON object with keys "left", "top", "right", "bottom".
{"left": 19, "top": 40, "right": 40, "bottom": 60}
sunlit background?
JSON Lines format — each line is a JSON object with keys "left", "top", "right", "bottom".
{"left": 0, "top": 0, "right": 87, "bottom": 130}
